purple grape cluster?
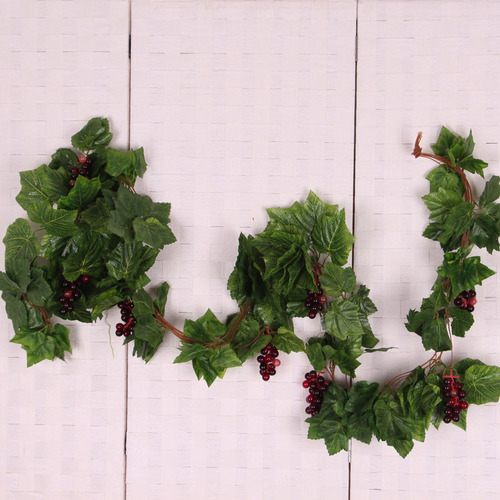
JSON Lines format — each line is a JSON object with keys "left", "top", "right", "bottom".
{"left": 453, "top": 289, "right": 477, "bottom": 313}
{"left": 58, "top": 275, "right": 89, "bottom": 315}
{"left": 115, "top": 300, "right": 136, "bottom": 337}
{"left": 303, "top": 370, "right": 330, "bottom": 416}
{"left": 443, "top": 375, "right": 468, "bottom": 424}
{"left": 304, "top": 288, "right": 326, "bottom": 319}
{"left": 68, "top": 154, "right": 92, "bottom": 188}
{"left": 257, "top": 343, "right": 281, "bottom": 381}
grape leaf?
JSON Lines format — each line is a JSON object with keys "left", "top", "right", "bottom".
{"left": 63, "top": 234, "right": 106, "bottom": 281}
{"left": 320, "top": 263, "right": 356, "bottom": 297}
{"left": 312, "top": 208, "right": 354, "bottom": 265}
{"left": 16, "top": 164, "right": 69, "bottom": 211}
{"left": 449, "top": 308, "right": 474, "bottom": 338}
{"left": 443, "top": 201, "right": 474, "bottom": 235}
{"left": 153, "top": 281, "right": 170, "bottom": 317}
{"left": 184, "top": 309, "right": 226, "bottom": 343}
{"left": 373, "top": 392, "right": 415, "bottom": 455}
{"left": 230, "top": 315, "right": 268, "bottom": 363}
{"left": 463, "top": 364, "right": 500, "bottom": 405}
{"left": 80, "top": 197, "right": 112, "bottom": 231}
{"left": 324, "top": 300, "right": 363, "bottom": 341}
{"left": 3, "top": 219, "right": 39, "bottom": 264}
{"left": 479, "top": 175, "right": 500, "bottom": 207}
{"left": 421, "top": 317, "right": 451, "bottom": 351}
{"left": 57, "top": 176, "right": 101, "bottom": 211}
{"left": 469, "top": 211, "right": 500, "bottom": 254}
{"left": 426, "top": 165, "right": 464, "bottom": 195}
{"left": 105, "top": 147, "right": 147, "bottom": 182}
{"left": 49, "top": 148, "right": 78, "bottom": 170}
{"left": 422, "top": 187, "right": 463, "bottom": 223}
{"left": 271, "top": 326, "right": 304, "bottom": 354}
{"left": 105, "top": 241, "right": 158, "bottom": 286}
{"left": 438, "top": 252, "right": 495, "bottom": 299}
{"left": 431, "top": 126, "right": 459, "bottom": 158}
{"left": 26, "top": 268, "right": 52, "bottom": 306}
{"left": 71, "top": 117, "right": 113, "bottom": 152}
{"left": 27, "top": 201, "right": 78, "bottom": 237}
{"left": 10, "top": 327, "right": 56, "bottom": 367}
{"left": 305, "top": 339, "right": 328, "bottom": 371}
{"left": 133, "top": 217, "right": 176, "bottom": 249}
{"left": 457, "top": 156, "right": 487, "bottom": 177}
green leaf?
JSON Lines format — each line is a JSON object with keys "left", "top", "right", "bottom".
{"left": 105, "top": 147, "right": 148, "bottom": 182}
{"left": 454, "top": 358, "right": 485, "bottom": 376}
{"left": 153, "top": 282, "right": 170, "bottom": 317}
{"left": 305, "top": 339, "right": 328, "bottom": 371}
{"left": 324, "top": 300, "right": 363, "bottom": 341}
{"left": 227, "top": 234, "right": 267, "bottom": 306}
{"left": 431, "top": 126, "right": 458, "bottom": 158}
{"left": 10, "top": 327, "right": 56, "bottom": 367}
{"left": 71, "top": 117, "right": 113, "bottom": 152}
{"left": 306, "top": 384, "right": 350, "bottom": 455}
{"left": 449, "top": 308, "right": 474, "bottom": 338}
{"left": 425, "top": 166, "right": 464, "bottom": 195}
{"left": 27, "top": 201, "right": 78, "bottom": 237}
{"left": 174, "top": 343, "right": 208, "bottom": 364}
{"left": 443, "top": 201, "right": 474, "bottom": 235}
{"left": 457, "top": 156, "right": 487, "bottom": 177}
{"left": 184, "top": 309, "right": 226, "bottom": 343}
{"left": 312, "top": 208, "right": 354, "bottom": 265}
{"left": 271, "top": 326, "right": 305, "bottom": 354}
{"left": 422, "top": 187, "right": 463, "bottom": 223}
{"left": 90, "top": 288, "right": 124, "bottom": 319}
{"left": 373, "top": 392, "right": 415, "bottom": 444}
{"left": 63, "top": 234, "right": 106, "bottom": 281}
{"left": 133, "top": 216, "right": 176, "bottom": 249}
{"left": 80, "top": 197, "right": 112, "bottom": 231}
{"left": 345, "top": 381, "right": 379, "bottom": 414}
{"left": 51, "top": 323, "right": 72, "bottom": 360}
{"left": 469, "top": 212, "right": 500, "bottom": 254}
{"left": 209, "top": 344, "right": 242, "bottom": 372}
{"left": 3, "top": 219, "right": 39, "bottom": 263}
{"left": 16, "top": 164, "right": 69, "bottom": 211}
{"left": 421, "top": 317, "right": 451, "bottom": 351}
{"left": 106, "top": 241, "right": 159, "bottom": 285}
{"left": 439, "top": 252, "right": 495, "bottom": 299}
{"left": 3, "top": 258, "right": 32, "bottom": 293}
{"left": 464, "top": 364, "right": 500, "bottom": 405}
{"left": 107, "top": 185, "right": 174, "bottom": 244}
{"left": 479, "top": 176, "right": 500, "bottom": 207}
{"left": 230, "top": 315, "right": 268, "bottom": 363}
{"left": 331, "top": 335, "right": 363, "bottom": 377}
{"left": 49, "top": 148, "right": 79, "bottom": 170}
{"left": 26, "top": 268, "right": 52, "bottom": 306}
{"left": 39, "top": 234, "right": 70, "bottom": 260}
{"left": 320, "top": 263, "right": 356, "bottom": 297}
{"left": 57, "top": 176, "right": 101, "bottom": 211}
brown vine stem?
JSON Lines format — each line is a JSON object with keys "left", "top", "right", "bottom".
{"left": 153, "top": 301, "right": 253, "bottom": 349}
{"left": 383, "top": 352, "right": 443, "bottom": 391}
{"left": 21, "top": 294, "right": 51, "bottom": 327}
{"left": 412, "top": 131, "right": 478, "bottom": 371}
{"left": 119, "top": 175, "right": 136, "bottom": 193}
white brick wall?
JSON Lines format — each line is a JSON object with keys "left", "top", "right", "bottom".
{"left": 0, "top": 0, "right": 498, "bottom": 499}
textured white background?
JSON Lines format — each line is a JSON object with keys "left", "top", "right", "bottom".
{"left": 0, "top": 1, "right": 499, "bottom": 499}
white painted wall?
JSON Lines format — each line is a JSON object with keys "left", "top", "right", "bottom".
{"left": 0, "top": 1, "right": 498, "bottom": 499}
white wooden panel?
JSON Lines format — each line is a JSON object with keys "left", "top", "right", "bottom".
{"left": 127, "top": 1, "right": 357, "bottom": 498}
{"left": 0, "top": 1, "right": 130, "bottom": 499}
{"left": 353, "top": 1, "right": 500, "bottom": 498}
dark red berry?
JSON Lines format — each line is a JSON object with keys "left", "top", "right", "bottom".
{"left": 80, "top": 275, "right": 90, "bottom": 283}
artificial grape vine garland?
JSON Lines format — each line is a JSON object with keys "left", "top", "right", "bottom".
{"left": 1, "top": 119, "right": 499, "bottom": 457}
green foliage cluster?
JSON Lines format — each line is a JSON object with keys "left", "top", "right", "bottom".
{"left": 0, "top": 118, "right": 175, "bottom": 365}
{"left": 1, "top": 122, "right": 499, "bottom": 458}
